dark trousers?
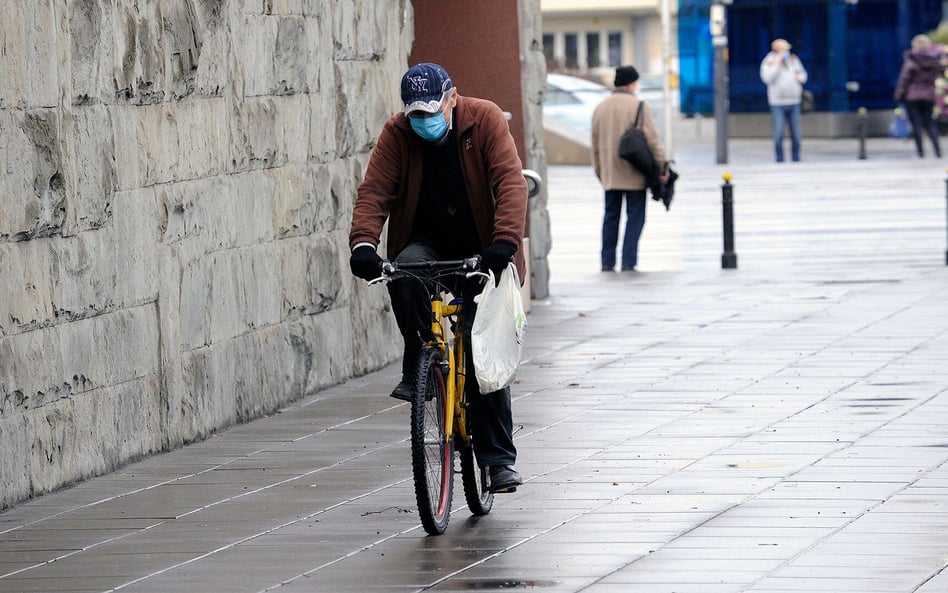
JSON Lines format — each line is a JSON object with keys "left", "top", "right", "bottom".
{"left": 387, "top": 241, "right": 517, "bottom": 467}
{"left": 601, "top": 189, "right": 646, "bottom": 271}
{"left": 904, "top": 100, "right": 941, "bottom": 157}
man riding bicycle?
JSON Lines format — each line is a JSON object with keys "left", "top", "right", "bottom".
{"left": 348, "top": 62, "right": 526, "bottom": 493}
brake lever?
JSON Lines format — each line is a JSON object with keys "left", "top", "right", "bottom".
{"left": 466, "top": 270, "right": 491, "bottom": 282}
{"left": 366, "top": 261, "right": 397, "bottom": 286}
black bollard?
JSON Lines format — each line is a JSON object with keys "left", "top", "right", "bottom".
{"left": 858, "top": 107, "right": 868, "bottom": 160}
{"left": 721, "top": 172, "right": 738, "bottom": 269}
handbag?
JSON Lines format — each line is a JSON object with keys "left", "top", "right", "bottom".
{"left": 801, "top": 90, "right": 815, "bottom": 113}
{"left": 618, "top": 102, "right": 660, "bottom": 180}
{"left": 888, "top": 106, "right": 911, "bottom": 139}
{"left": 619, "top": 102, "right": 672, "bottom": 207}
{"left": 471, "top": 263, "right": 527, "bottom": 394}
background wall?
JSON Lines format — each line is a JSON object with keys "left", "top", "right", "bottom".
{"left": 0, "top": 0, "right": 411, "bottom": 510}
{"left": 408, "top": 0, "right": 551, "bottom": 298}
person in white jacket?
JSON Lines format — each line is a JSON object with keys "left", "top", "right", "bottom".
{"left": 760, "top": 38, "right": 808, "bottom": 162}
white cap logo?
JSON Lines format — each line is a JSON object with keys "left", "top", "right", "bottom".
{"left": 407, "top": 76, "right": 429, "bottom": 95}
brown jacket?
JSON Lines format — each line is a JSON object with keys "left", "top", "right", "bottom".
{"left": 591, "top": 90, "right": 666, "bottom": 190}
{"left": 349, "top": 94, "right": 528, "bottom": 280}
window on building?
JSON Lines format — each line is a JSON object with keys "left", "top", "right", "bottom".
{"left": 543, "top": 33, "right": 555, "bottom": 69}
{"left": 586, "top": 32, "right": 601, "bottom": 68}
{"left": 608, "top": 31, "right": 622, "bottom": 67}
{"left": 564, "top": 33, "right": 578, "bottom": 70}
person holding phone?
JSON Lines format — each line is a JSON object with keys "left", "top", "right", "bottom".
{"left": 760, "top": 38, "right": 808, "bottom": 162}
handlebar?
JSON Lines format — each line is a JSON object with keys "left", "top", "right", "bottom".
{"left": 368, "top": 256, "right": 490, "bottom": 286}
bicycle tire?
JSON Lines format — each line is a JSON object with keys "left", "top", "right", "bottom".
{"left": 459, "top": 441, "right": 493, "bottom": 516}
{"left": 411, "top": 347, "right": 454, "bottom": 535}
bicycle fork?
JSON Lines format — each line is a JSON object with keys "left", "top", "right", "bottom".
{"left": 428, "top": 298, "right": 473, "bottom": 450}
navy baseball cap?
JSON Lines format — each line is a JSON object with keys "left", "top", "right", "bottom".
{"left": 400, "top": 63, "right": 454, "bottom": 115}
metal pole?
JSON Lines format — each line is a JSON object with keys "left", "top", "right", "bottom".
{"left": 661, "top": 0, "right": 673, "bottom": 157}
{"left": 711, "top": 1, "right": 729, "bottom": 164}
{"left": 858, "top": 107, "right": 868, "bottom": 160}
{"left": 721, "top": 172, "right": 738, "bottom": 269}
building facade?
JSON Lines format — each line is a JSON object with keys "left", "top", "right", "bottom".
{"left": 680, "top": 0, "right": 944, "bottom": 116}
{"left": 541, "top": 0, "right": 677, "bottom": 83}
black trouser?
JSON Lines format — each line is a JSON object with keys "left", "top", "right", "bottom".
{"left": 387, "top": 241, "right": 517, "bottom": 467}
{"left": 904, "top": 100, "right": 941, "bottom": 157}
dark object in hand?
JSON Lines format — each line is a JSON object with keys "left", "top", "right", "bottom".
{"left": 480, "top": 240, "right": 517, "bottom": 279}
{"left": 350, "top": 245, "right": 383, "bottom": 281}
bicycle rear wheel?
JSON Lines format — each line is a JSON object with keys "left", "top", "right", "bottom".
{"left": 411, "top": 347, "right": 454, "bottom": 535}
{"left": 459, "top": 442, "right": 493, "bottom": 516}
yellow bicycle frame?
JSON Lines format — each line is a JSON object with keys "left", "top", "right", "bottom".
{"left": 427, "top": 296, "right": 471, "bottom": 449}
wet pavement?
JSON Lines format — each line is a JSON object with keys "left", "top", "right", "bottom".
{"left": 2, "top": 124, "right": 947, "bottom": 593}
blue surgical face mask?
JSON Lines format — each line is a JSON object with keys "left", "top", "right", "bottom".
{"left": 410, "top": 113, "right": 449, "bottom": 142}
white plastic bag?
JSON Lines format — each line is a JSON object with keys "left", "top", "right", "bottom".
{"left": 471, "top": 263, "right": 527, "bottom": 394}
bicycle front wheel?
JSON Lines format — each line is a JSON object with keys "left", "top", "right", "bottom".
{"left": 411, "top": 347, "right": 454, "bottom": 535}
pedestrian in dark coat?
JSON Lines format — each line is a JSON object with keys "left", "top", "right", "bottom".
{"left": 895, "top": 34, "right": 944, "bottom": 158}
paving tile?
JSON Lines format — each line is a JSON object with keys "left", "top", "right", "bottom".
{"left": 914, "top": 570, "right": 948, "bottom": 593}
{"left": 0, "top": 576, "right": 129, "bottom": 593}
{"left": 582, "top": 584, "right": 745, "bottom": 593}
{"left": 746, "top": 576, "right": 916, "bottom": 591}
{"left": 599, "top": 568, "right": 763, "bottom": 585}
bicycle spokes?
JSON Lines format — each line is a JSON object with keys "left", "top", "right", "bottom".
{"left": 411, "top": 348, "right": 454, "bottom": 535}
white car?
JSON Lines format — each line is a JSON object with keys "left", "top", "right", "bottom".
{"left": 543, "top": 73, "right": 611, "bottom": 135}
{"left": 543, "top": 73, "right": 672, "bottom": 140}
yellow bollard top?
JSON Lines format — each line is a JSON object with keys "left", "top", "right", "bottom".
{"left": 858, "top": 107, "right": 868, "bottom": 115}
{"left": 722, "top": 172, "right": 732, "bottom": 183}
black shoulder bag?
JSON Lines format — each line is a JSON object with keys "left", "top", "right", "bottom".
{"left": 618, "top": 102, "right": 659, "bottom": 179}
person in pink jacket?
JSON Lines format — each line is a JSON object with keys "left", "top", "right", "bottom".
{"left": 348, "top": 63, "right": 526, "bottom": 493}
{"left": 895, "top": 34, "right": 943, "bottom": 158}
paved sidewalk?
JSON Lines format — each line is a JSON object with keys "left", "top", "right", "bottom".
{"left": 1, "top": 127, "right": 947, "bottom": 593}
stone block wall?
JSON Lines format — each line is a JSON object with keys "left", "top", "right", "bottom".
{"left": 0, "top": 0, "right": 411, "bottom": 510}
{"left": 518, "top": 0, "right": 551, "bottom": 299}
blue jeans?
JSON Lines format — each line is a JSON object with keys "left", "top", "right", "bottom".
{"left": 770, "top": 104, "right": 802, "bottom": 162}
{"left": 601, "top": 189, "right": 646, "bottom": 270}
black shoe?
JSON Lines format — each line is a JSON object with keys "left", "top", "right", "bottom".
{"left": 488, "top": 465, "right": 522, "bottom": 493}
{"left": 390, "top": 377, "right": 413, "bottom": 401}
{"left": 621, "top": 266, "right": 636, "bottom": 272}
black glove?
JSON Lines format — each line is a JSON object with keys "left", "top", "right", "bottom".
{"left": 480, "top": 240, "right": 517, "bottom": 279}
{"left": 349, "top": 245, "right": 383, "bottom": 281}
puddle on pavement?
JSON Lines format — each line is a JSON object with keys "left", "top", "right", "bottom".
{"left": 437, "top": 579, "right": 559, "bottom": 590}
{"left": 727, "top": 462, "right": 779, "bottom": 469}
{"left": 818, "top": 279, "right": 901, "bottom": 285}
{"left": 844, "top": 397, "right": 914, "bottom": 409}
